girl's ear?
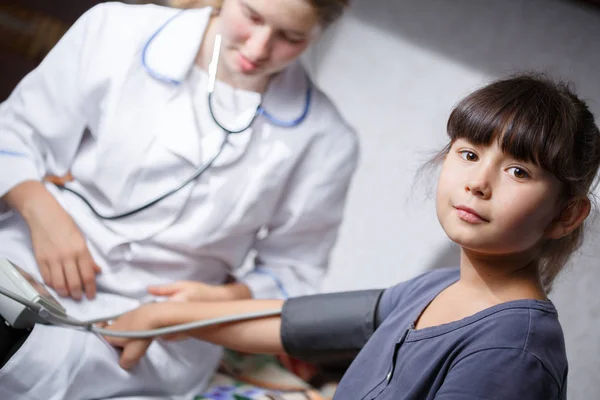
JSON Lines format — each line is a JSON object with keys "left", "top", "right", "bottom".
{"left": 545, "top": 197, "right": 591, "bottom": 239}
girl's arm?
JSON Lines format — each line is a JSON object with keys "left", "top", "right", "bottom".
{"left": 103, "top": 299, "right": 284, "bottom": 369}
{"left": 163, "top": 299, "right": 285, "bottom": 353}
{"left": 104, "top": 289, "right": 384, "bottom": 370}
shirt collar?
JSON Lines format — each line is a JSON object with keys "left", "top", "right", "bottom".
{"left": 142, "top": 8, "right": 212, "bottom": 85}
{"left": 142, "top": 7, "right": 311, "bottom": 125}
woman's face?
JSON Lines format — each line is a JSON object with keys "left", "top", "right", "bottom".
{"left": 218, "top": 0, "right": 321, "bottom": 79}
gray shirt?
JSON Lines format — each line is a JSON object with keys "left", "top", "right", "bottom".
{"left": 332, "top": 268, "right": 568, "bottom": 399}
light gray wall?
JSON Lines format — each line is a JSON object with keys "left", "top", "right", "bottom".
{"left": 304, "top": 1, "right": 600, "bottom": 398}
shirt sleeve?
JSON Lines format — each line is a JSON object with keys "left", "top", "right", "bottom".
{"left": 376, "top": 279, "right": 413, "bottom": 325}
{"left": 239, "top": 123, "right": 359, "bottom": 299}
{"left": 0, "top": 5, "right": 109, "bottom": 200}
{"left": 435, "top": 348, "right": 563, "bottom": 400}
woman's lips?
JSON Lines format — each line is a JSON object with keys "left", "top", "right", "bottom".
{"left": 238, "top": 52, "right": 259, "bottom": 72}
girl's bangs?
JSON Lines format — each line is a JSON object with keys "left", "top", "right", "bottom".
{"left": 446, "top": 80, "right": 575, "bottom": 179}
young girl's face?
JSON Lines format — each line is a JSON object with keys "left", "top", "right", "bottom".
{"left": 218, "top": 0, "right": 320, "bottom": 78}
{"left": 436, "top": 138, "right": 564, "bottom": 256}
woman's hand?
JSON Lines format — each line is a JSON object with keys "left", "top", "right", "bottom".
{"left": 3, "top": 181, "right": 101, "bottom": 300}
{"left": 28, "top": 202, "right": 101, "bottom": 300}
{"left": 148, "top": 280, "right": 252, "bottom": 302}
{"left": 101, "top": 303, "right": 168, "bottom": 370}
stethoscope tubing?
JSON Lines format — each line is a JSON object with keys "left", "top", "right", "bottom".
{"left": 0, "top": 283, "right": 281, "bottom": 339}
{"left": 57, "top": 135, "right": 228, "bottom": 220}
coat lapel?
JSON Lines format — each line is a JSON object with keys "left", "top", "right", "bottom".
{"left": 142, "top": 7, "right": 211, "bottom": 85}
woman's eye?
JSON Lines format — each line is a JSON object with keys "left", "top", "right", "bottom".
{"left": 281, "top": 34, "right": 304, "bottom": 44}
{"left": 244, "top": 7, "right": 262, "bottom": 23}
{"left": 459, "top": 151, "right": 478, "bottom": 162}
{"left": 508, "top": 167, "right": 530, "bottom": 179}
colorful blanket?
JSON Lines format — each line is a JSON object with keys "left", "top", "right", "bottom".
{"left": 196, "top": 351, "right": 338, "bottom": 400}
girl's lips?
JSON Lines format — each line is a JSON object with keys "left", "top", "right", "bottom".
{"left": 454, "top": 205, "right": 488, "bottom": 224}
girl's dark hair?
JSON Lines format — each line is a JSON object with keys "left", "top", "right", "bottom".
{"left": 435, "top": 74, "right": 600, "bottom": 291}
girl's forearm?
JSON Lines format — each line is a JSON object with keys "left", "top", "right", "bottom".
{"left": 157, "top": 299, "right": 285, "bottom": 354}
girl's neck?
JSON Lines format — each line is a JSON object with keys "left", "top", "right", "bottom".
{"left": 458, "top": 248, "right": 548, "bottom": 302}
{"left": 196, "top": 16, "right": 270, "bottom": 93}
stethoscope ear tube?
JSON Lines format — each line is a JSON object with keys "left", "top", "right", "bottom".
{"left": 207, "top": 91, "right": 262, "bottom": 134}
{"left": 206, "top": 34, "right": 312, "bottom": 134}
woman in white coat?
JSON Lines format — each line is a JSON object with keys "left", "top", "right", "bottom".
{"left": 0, "top": 0, "right": 357, "bottom": 398}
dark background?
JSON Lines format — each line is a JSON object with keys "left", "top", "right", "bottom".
{"left": 0, "top": 1, "right": 104, "bottom": 99}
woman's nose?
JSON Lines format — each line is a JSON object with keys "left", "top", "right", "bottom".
{"left": 245, "top": 28, "right": 272, "bottom": 61}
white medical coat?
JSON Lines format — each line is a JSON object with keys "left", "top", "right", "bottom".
{"left": 0, "top": 3, "right": 358, "bottom": 399}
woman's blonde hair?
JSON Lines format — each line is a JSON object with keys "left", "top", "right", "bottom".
{"left": 170, "top": 0, "right": 223, "bottom": 9}
{"left": 169, "top": 0, "right": 348, "bottom": 26}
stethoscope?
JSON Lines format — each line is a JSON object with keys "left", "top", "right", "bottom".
{"left": 58, "top": 13, "right": 312, "bottom": 221}
{"left": 0, "top": 278, "right": 282, "bottom": 339}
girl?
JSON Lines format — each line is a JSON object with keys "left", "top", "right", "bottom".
{"left": 105, "top": 74, "right": 600, "bottom": 399}
{"left": 0, "top": 0, "right": 355, "bottom": 398}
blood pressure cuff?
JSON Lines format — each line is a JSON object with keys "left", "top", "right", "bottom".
{"left": 280, "top": 289, "right": 385, "bottom": 364}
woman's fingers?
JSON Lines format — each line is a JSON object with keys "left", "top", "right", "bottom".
{"left": 93, "top": 263, "right": 102, "bottom": 274}
{"left": 77, "top": 252, "right": 99, "bottom": 299}
{"left": 49, "top": 260, "right": 69, "bottom": 297}
{"left": 63, "top": 259, "right": 82, "bottom": 300}
{"left": 148, "top": 281, "right": 211, "bottom": 302}
{"left": 43, "top": 254, "right": 100, "bottom": 300}
{"left": 38, "top": 261, "right": 51, "bottom": 286}
{"left": 147, "top": 282, "right": 182, "bottom": 296}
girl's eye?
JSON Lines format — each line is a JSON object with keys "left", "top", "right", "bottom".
{"left": 507, "top": 167, "right": 530, "bottom": 179}
{"left": 459, "top": 151, "right": 478, "bottom": 162}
